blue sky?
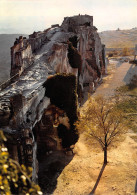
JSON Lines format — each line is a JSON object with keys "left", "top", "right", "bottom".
{"left": 0, "top": 0, "right": 137, "bottom": 34}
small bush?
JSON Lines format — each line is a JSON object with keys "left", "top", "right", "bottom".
{"left": 129, "top": 60, "right": 137, "bottom": 65}
{"left": 122, "top": 47, "right": 130, "bottom": 56}
{"left": 0, "top": 131, "right": 42, "bottom": 195}
{"left": 108, "top": 53, "right": 113, "bottom": 57}
{"left": 107, "top": 50, "right": 119, "bottom": 57}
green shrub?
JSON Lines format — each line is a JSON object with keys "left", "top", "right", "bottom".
{"left": 0, "top": 131, "right": 42, "bottom": 195}
{"left": 122, "top": 47, "right": 130, "bottom": 56}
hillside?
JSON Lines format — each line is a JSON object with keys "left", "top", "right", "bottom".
{"left": 0, "top": 34, "right": 27, "bottom": 84}
{"left": 99, "top": 28, "right": 137, "bottom": 48}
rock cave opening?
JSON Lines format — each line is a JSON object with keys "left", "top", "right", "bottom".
{"left": 67, "top": 40, "right": 82, "bottom": 70}
{"left": 32, "top": 74, "right": 79, "bottom": 193}
{"left": 69, "top": 35, "right": 78, "bottom": 48}
{"left": 32, "top": 105, "right": 75, "bottom": 194}
{"left": 84, "top": 22, "right": 91, "bottom": 26}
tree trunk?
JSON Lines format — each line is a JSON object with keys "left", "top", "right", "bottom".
{"left": 104, "top": 146, "right": 107, "bottom": 164}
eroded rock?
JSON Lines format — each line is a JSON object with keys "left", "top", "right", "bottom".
{"left": 0, "top": 14, "right": 106, "bottom": 186}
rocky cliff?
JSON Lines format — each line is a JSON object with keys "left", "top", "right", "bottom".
{"left": 0, "top": 15, "right": 106, "bottom": 186}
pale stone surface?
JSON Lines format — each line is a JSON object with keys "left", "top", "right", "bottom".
{"left": 0, "top": 15, "right": 105, "bottom": 132}
{"left": 0, "top": 15, "right": 106, "bottom": 182}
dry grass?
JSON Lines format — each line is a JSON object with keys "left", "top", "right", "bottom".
{"left": 53, "top": 133, "right": 137, "bottom": 195}
{"left": 53, "top": 60, "right": 137, "bottom": 195}
{"left": 99, "top": 28, "right": 137, "bottom": 48}
{"left": 116, "top": 75, "right": 137, "bottom": 133}
{"left": 107, "top": 48, "right": 134, "bottom": 58}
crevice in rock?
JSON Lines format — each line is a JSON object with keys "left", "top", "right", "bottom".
{"left": 32, "top": 104, "right": 75, "bottom": 194}
{"left": 67, "top": 42, "right": 82, "bottom": 70}
{"left": 30, "top": 74, "right": 79, "bottom": 193}
{"left": 69, "top": 35, "right": 78, "bottom": 48}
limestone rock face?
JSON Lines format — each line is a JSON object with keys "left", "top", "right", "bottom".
{"left": 9, "top": 15, "right": 105, "bottom": 92}
{"left": 11, "top": 36, "right": 33, "bottom": 77}
{"left": 0, "top": 15, "right": 106, "bottom": 181}
{"left": 61, "top": 14, "right": 93, "bottom": 33}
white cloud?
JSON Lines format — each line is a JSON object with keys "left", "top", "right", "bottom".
{"left": 0, "top": 0, "right": 137, "bottom": 33}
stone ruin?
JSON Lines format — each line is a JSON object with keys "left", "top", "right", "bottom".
{"left": 0, "top": 14, "right": 106, "bottom": 191}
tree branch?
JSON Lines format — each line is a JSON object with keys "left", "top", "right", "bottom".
{"left": 90, "top": 132, "right": 105, "bottom": 149}
{"left": 107, "top": 131, "right": 120, "bottom": 146}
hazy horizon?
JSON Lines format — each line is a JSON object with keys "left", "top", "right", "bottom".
{"left": 0, "top": 0, "right": 137, "bottom": 34}
{"left": 0, "top": 25, "right": 137, "bottom": 35}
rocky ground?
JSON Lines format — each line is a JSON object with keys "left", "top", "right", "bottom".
{"left": 51, "top": 57, "right": 137, "bottom": 195}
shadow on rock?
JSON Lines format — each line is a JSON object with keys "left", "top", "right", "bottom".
{"left": 124, "top": 64, "right": 137, "bottom": 84}
{"left": 135, "top": 178, "right": 137, "bottom": 194}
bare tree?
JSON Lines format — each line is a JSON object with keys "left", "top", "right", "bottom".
{"left": 76, "top": 96, "right": 127, "bottom": 164}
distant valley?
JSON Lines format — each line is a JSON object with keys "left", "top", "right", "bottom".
{"left": 0, "top": 34, "right": 27, "bottom": 84}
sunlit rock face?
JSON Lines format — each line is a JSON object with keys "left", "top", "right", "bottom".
{"left": 0, "top": 15, "right": 106, "bottom": 180}
{"left": 10, "top": 14, "right": 105, "bottom": 91}
{"left": 61, "top": 15, "right": 106, "bottom": 92}
{"left": 61, "top": 15, "right": 93, "bottom": 33}
{"left": 11, "top": 36, "right": 33, "bottom": 77}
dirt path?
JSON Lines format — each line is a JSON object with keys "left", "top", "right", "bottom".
{"left": 53, "top": 59, "right": 137, "bottom": 195}
{"left": 94, "top": 59, "right": 137, "bottom": 97}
